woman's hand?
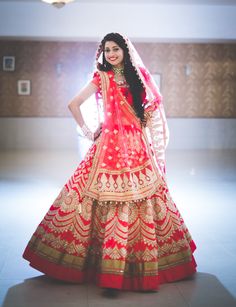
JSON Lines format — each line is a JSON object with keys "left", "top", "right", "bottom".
{"left": 81, "top": 122, "right": 102, "bottom": 142}
{"left": 93, "top": 123, "right": 103, "bottom": 141}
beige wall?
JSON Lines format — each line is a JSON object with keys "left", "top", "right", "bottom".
{"left": 0, "top": 40, "right": 236, "bottom": 118}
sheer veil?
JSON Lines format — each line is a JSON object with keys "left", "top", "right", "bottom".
{"left": 123, "top": 36, "right": 169, "bottom": 176}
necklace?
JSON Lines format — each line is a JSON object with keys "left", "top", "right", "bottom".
{"left": 112, "top": 66, "right": 124, "bottom": 75}
{"left": 112, "top": 66, "right": 128, "bottom": 87}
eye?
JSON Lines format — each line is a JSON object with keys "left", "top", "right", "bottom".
{"left": 113, "top": 48, "right": 119, "bottom": 52}
{"left": 104, "top": 49, "right": 110, "bottom": 53}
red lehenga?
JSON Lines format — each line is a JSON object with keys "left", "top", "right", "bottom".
{"left": 23, "top": 68, "right": 196, "bottom": 291}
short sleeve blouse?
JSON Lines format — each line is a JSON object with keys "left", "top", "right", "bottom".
{"left": 91, "top": 71, "right": 101, "bottom": 95}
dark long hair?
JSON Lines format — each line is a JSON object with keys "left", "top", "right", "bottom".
{"left": 97, "top": 33, "right": 145, "bottom": 123}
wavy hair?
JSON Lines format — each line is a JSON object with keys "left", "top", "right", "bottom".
{"left": 96, "top": 33, "right": 145, "bottom": 124}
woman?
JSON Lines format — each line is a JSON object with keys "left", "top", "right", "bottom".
{"left": 23, "top": 33, "right": 197, "bottom": 294}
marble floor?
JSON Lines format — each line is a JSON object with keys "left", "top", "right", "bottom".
{"left": 0, "top": 149, "right": 236, "bottom": 307}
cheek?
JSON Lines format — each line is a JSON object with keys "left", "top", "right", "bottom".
{"left": 104, "top": 53, "right": 109, "bottom": 61}
{"left": 119, "top": 50, "right": 124, "bottom": 60}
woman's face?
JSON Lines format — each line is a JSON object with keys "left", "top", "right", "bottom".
{"left": 104, "top": 41, "right": 124, "bottom": 68}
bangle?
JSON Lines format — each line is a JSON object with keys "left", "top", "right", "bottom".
{"left": 81, "top": 124, "right": 94, "bottom": 141}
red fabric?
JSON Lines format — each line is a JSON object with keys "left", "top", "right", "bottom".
{"left": 23, "top": 245, "right": 196, "bottom": 291}
{"left": 92, "top": 70, "right": 146, "bottom": 107}
{"left": 90, "top": 71, "right": 150, "bottom": 175}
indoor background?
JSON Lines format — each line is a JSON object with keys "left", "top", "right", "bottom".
{"left": 0, "top": 1, "right": 236, "bottom": 307}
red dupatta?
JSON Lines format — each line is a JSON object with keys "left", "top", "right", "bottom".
{"left": 84, "top": 70, "right": 162, "bottom": 203}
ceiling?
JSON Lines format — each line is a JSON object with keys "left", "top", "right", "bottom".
{"left": 1, "top": 0, "right": 236, "bottom": 4}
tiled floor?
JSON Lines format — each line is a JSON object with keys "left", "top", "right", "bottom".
{"left": 0, "top": 149, "right": 236, "bottom": 307}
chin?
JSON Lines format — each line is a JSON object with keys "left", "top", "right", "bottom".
{"left": 109, "top": 62, "right": 118, "bottom": 66}
{"left": 113, "top": 63, "right": 122, "bottom": 67}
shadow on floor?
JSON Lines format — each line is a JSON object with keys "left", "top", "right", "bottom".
{"left": 1, "top": 272, "right": 236, "bottom": 307}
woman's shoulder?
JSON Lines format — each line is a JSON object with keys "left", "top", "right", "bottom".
{"left": 93, "top": 70, "right": 113, "bottom": 82}
{"left": 91, "top": 71, "right": 101, "bottom": 89}
{"left": 91, "top": 70, "right": 113, "bottom": 92}
{"left": 92, "top": 70, "right": 100, "bottom": 78}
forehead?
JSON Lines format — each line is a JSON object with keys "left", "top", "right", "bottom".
{"left": 104, "top": 41, "right": 119, "bottom": 49}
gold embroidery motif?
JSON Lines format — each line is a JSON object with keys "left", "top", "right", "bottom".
{"left": 27, "top": 189, "right": 194, "bottom": 278}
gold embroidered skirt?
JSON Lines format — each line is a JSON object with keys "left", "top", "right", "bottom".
{"left": 23, "top": 139, "right": 196, "bottom": 290}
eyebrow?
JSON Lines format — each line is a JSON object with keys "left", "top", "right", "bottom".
{"left": 104, "top": 45, "right": 119, "bottom": 50}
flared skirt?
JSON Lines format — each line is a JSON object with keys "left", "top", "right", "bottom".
{"left": 23, "top": 141, "right": 197, "bottom": 291}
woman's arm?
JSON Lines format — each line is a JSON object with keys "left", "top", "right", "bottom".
{"left": 68, "top": 82, "right": 101, "bottom": 141}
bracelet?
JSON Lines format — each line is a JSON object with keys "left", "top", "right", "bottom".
{"left": 81, "top": 124, "right": 94, "bottom": 141}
